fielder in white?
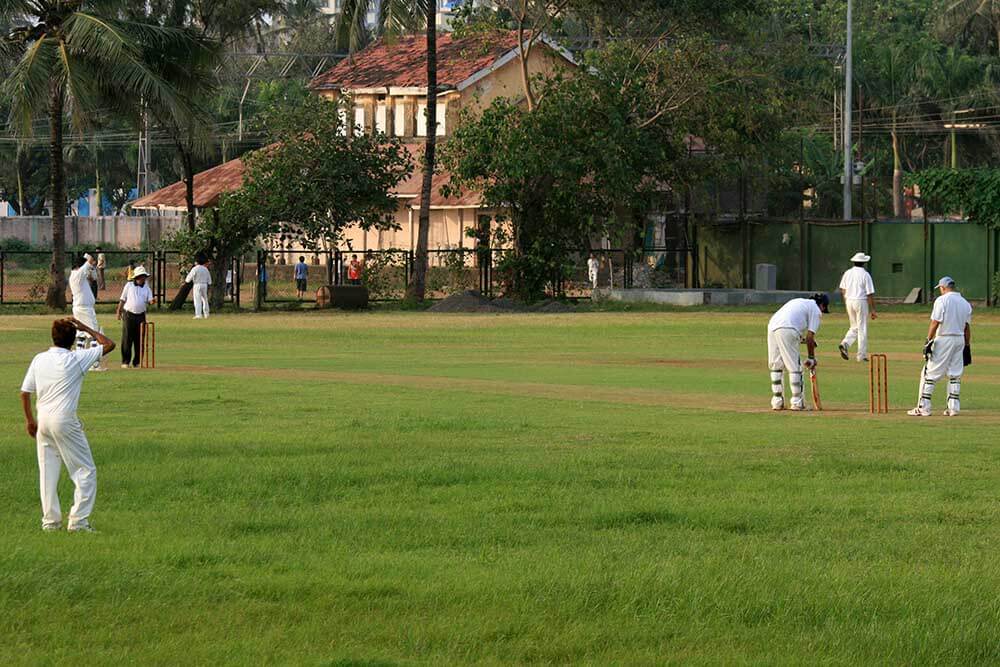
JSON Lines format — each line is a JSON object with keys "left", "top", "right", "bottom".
{"left": 587, "top": 254, "right": 600, "bottom": 289}
{"left": 909, "top": 276, "right": 973, "bottom": 417}
{"left": 69, "top": 254, "right": 105, "bottom": 371}
{"left": 20, "top": 318, "right": 116, "bottom": 532}
{"left": 838, "top": 252, "right": 877, "bottom": 362}
{"left": 185, "top": 253, "right": 212, "bottom": 319}
{"left": 767, "top": 293, "right": 829, "bottom": 411}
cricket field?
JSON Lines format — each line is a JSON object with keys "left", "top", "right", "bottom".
{"left": 2, "top": 308, "right": 1000, "bottom": 664}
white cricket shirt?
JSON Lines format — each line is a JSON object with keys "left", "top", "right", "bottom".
{"left": 768, "top": 298, "right": 822, "bottom": 335}
{"left": 839, "top": 266, "right": 875, "bottom": 300}
{"left": 120, "top": 282, "right": 154, "bottom": 314}
{"left": 21, "top": 346, "right": 104, "bottom": 420}
{"left": 587, "top": 258, "right": 599, "bottom": 272}
{"left": 931, "top": 291, "right": 972, "bottom": 336}
{"left": 185, "top": 265, "right": 212, "bottom": 286}
{"left": 70, "top": 266, "right": 96, "bottom": 308}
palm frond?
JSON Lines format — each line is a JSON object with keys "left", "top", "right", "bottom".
{"left": 3, "top": 35, "right": 59, "bottom": 136}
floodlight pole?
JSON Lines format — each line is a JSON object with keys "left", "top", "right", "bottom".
{"left": 842, "top": 0, "right": 853, "bottom": 221}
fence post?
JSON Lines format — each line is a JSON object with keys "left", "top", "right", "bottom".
{"left": 233, "top": 256, "right": 241, "bottom": 310}
{"left": 0, "top": 250, "right": 4, "bottom": 304}
{"left": 326, "top": 250, "right": 334, "bottom": 287}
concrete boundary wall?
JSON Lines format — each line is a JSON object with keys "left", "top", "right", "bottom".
{"left": 0, "top": 215, "right": 185, "bottom": 249}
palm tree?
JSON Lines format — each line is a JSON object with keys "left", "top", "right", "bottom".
{"left": 940, "top": 0, "right": 1000, "bottom": 56}
{"left": 1, "top": 0, "right": 204, "bottom": 309}
{"left": 337, "top": 0, "right": 435, "bottom": 301}
{"left": 916, "top": 46, "right": 985, "bottom": 169}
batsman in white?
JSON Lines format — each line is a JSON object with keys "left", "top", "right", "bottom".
{"left": 838, "top": 252, "right": 877, "bottom": 362}
{"left": 767, "top": 293, "right": 829, "bottom": 411}
{"left": 909, "top": 276, "right": 973, "bottom": 417}
{"left": 186, "top": 253, "right": 213, "bottom": 319}
{"left": 20, "top": 318, "right": 116, "bottom": 532}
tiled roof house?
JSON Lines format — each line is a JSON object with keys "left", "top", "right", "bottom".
{"left": 133, "top": 30, "right": 575, "bottom": 255}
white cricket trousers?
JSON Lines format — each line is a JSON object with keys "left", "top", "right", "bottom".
{"left": 767, "top": 328, "right": 804, "bottom": 409}
{"left": 918, "top": 335, "right": 966, "bottom": 413}
{"left": 589, "top": 269, "right": 598, "bottom": 289}
{"left": 841, "top": 298, "right": 869, "bottom": 360}
{"left": 36, "top": 418, "right": 96, "bottom": 530}
{"left": 72, "top": 305, "right": 103, "bottom": 369}
{"left": 193, "top": 283, "right": 210, "bottom": 318}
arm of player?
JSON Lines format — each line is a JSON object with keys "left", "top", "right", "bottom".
{"left": 70, "top": 317, "right": 116, "bottom": 356}
{"left": 867, "top": 294, "right": 877, "bottom": 319}
{"left": 804, "top": 331, "right": 818, "bottom": 366}
{"left": 20, "top": 391, "right": 36, "bottom": 438}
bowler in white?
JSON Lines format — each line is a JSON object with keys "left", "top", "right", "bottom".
{"left": 185, "top": 253, "right": 212, "bottom": 319}
{"left": 767, "top": 293, "right": 829, "bottom": 411}
{"left": 909, "top": 276, "right": 973, "bottom": 417}
{"left": 20, "top": 318, "right": 116, "bottom": 532}
{"left": 838, "top": 252, "right": 877, "bottom": 362}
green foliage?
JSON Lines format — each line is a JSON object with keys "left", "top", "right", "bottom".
{"left": 910, "top": 167, "right": 1000, "bottom": 228}
{"left": 361, "top": 251, "right": 407, "bottom": 300}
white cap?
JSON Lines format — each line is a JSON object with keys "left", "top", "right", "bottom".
{"left": 133, "top": 266, "right": 150, "bottom": 278}
{"left": 850, "top": 252, "right": 871, "bottom": 263}
{"left": 934, "top": 276, "right": 955, "bottom": 289}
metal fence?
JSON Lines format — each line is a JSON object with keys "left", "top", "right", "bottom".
{"left": 0, "top": 245, "right": 692, "bottom": 306}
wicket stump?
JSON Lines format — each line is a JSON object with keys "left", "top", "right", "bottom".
{"left": 140, "top": 321, "right": 156, "bottom": 369}
{"left": 869, "top": 354, "right": 888, "bottom": 413}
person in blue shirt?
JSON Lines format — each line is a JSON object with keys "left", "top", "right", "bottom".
{"left": 294, "top": 256, "right": 309, "bottom": 300}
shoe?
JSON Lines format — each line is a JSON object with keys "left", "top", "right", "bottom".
{"left": 90, "top": 367, "right": 107, "bottom": 372}
{"left": 121, "top": 364, "right": 130, "bottom": 369}
{"left": 790, "top": 404, "right": 807, "bottom": 411}
{"left": 858, "top": 356, "right": 869, "bottom": 363}
{"left": 907, "top": 408, "right": 931, "bottom": 417}
{"left": 68, "top": 524, "right": 97, "bottom": 533}
{"left": 771, "top": 404, "right": 785, "bottom": 411}
{"left": 943, "top": 409, "right": 959, "bottom": 417}
{"left": 42, "top": 524, "right": 62, "bottom": 532}
{"left": 839, "top": 344, "right": 849, "bottom": 360}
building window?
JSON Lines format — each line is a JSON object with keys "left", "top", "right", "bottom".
{"left": 375, "top": 103, "right": 387, "bottom": 134}
{"left": 394, "top": 102, "right": 407, "bottom": 136}
{"left": 416, "top": 102, "right": 447, "bottom": 137}
{"left": 892, "top": 263, "right": 903, "bottom": 274}
{"left": 416, "top": 103, "right": 427, "bottom": 136}
{"left": 354, "top": 106, "right": 366, "bottom": 134}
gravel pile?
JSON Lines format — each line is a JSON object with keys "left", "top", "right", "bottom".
{"left": 428, "top": 290, "right": 576, "bottom": 313}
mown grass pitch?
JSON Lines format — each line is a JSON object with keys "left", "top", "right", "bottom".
{"left": 2, "top": 308, "right": 1000, "bottom": 664}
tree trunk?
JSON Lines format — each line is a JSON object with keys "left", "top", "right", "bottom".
{"left": 16, "top": 145, "right": 25, "bottom": 215}
{"left": 406, "top": 12, "right": 437, "bottom": 302}
{"left": 47, "top": 86, "right": 67, "bottom": 310}
{"left": 891, "top": 126, "right": 904, "bottom": 218}
{"left": 517, "top": 23, "right": 536, "bottom": 111}
{"left": 183, "top": 147, "right": 196, "bottom": 231}
{"left": 209, "top": 254, "right": 229, "bottom": 310}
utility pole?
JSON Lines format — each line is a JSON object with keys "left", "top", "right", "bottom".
{"left": 842, "top": 0, "right": 853, "bottom": 221}
{"left": 136, "top": 104, "right": 151, "bottom": 198}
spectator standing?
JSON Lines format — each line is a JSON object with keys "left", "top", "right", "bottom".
{"left": 96, "top": 247, "right": 107, "bottom": 290}
{"left": 348, "top": 254, "right": 363, "bottom": 285}
{"left": 185, "top": 253, "right": 213, "bottom": 319}
{"left": 587, "top": 253, "right": 600, "bottom": 289}
{"left": 294, "top": 256, "right": 309, "bottom": 299}
{"left": 116, "top": 266, "right": 155, "bottom": 368}
{"left": 226, "top": 267, "right": 234, "bottom": 300}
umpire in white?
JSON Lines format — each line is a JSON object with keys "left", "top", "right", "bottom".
{"left": 20, "top": 318, "right": 115, "bottom": 532}
{"left": 909, "top": 276, "right": 973, "bottom": 417}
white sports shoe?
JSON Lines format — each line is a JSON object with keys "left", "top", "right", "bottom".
{"left": 907, "top": 407, "right": 931, "bottom": 417}
{"left": 42, "top": 524, "right": 62, "bottom": 532}
{"left": 943, "top": 409, "right": 959, "bottom": 417}
{"left": 790, "top": 404, "right": 807, "bottom": 411}
{"left": 68, "top": 524, "right": 97, "bottom": 533}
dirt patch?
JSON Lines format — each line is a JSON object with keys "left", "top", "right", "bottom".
{"left": 531, "top": 299, "right": 576, "bottom": 314}
{"left": 429, "top": 291, "right": 502, "bottom": 313}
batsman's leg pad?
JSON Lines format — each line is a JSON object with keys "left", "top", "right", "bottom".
{"left": 948, "top": 377, "right": 961, "bottom": 413}
{"left": 919, "top": 372, "right": 936, "bottom": 412}
{"left": 770, "top": 370, "right": 784, "bottom": 409}
{"left": 789, "top": 371, "right": 804, "bottom": 408}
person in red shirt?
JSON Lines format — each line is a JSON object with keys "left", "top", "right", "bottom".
{"left": 347, "top": 255, "right": 363, "bottom": 285}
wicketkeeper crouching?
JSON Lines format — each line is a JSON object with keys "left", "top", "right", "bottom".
{"left": 767, "top": 293, "right": 829, "bottom": 411}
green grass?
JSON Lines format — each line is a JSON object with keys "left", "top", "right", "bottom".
{"left": 3, "top": 308, "right": 1000, "bottom": 664}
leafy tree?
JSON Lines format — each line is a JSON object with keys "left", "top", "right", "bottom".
{"left": 337, "top": 0, "right": 438, "bottom": 301}
{"left": 170, "top": 95, "right": 412, "bottom": 308}
{"left": 1, "top": 0, "right": 205, "bottom": 309}
{"left": 939, "top": 0, "right": 1000, "bottom": 56}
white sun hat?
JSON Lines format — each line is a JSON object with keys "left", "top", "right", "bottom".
{"left": 850, "top": 252, "right": 871, "bottom": 263}
{"left": 132, "top": 266, "right": 150, "bottom": 278}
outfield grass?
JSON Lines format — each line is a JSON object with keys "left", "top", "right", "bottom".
{"left": 2, "top": 307, "right": 1000, "bottom": 665}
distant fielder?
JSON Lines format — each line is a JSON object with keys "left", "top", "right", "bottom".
{"left": 909, "top": 276, "right": 972, "bottom": 417}
{"left": 838, "top": 252, "right": 877, "bottom": 362}
{"left": 767, "top": 293, "right": 829, "bottom": 411}
{"left": 185, "top": 253, "right": 212, "bottom": 319}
